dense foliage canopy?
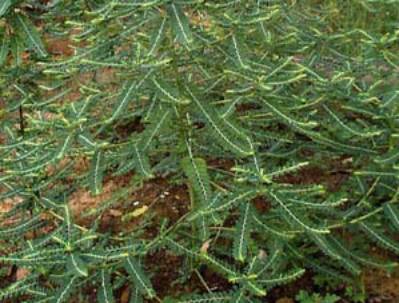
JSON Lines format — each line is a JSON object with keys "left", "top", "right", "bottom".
{"left": 0, "top": 0, "right": 398, "bottom": 302}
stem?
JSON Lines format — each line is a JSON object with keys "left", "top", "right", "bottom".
{"left": 19, "top": 105, "right": 25, "bottom": 137}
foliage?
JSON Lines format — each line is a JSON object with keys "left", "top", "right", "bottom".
{"left": 0, "top": 0, "right": 399, "bottom": 302}
{"left": 296, "top": 290, "right": 341, "bottom": 303}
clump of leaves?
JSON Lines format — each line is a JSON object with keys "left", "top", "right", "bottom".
{"left": 296, "top": 290, "right": 341, "bottom": 303}
{"left": 1, "top": 0, "right": 399, "bottom": 302}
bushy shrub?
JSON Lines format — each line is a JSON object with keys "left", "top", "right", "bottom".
{"left": 0, "top": 1, "right": 398, "bottom": 302}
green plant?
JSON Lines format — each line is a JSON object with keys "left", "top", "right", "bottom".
{"left": 1, "top": 0, "right": 399, "bottom": 302}
{"left": 296, "top": 290, "right": 340, "bottom": 303}
{"left": 345, "top": 286, "right": 367, "bottom": 303}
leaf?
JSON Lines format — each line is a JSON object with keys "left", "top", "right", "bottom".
{"left": 164, "top": 291, "right": 232, "bottom": 303}
{"left": 375, "top": 149, "right": 399, "bottom": 164}
{"left": 98, "top": 269, "right": 115, "bottom": 303}
{"left": 132, "top": 144, "right": 153, "bottom": 178}
{"left": 261, "top": 98, "right": 318, "bottom": 129}
{"left": 129, "top": 287, "right": 143, "bottom": 303}
{"left": 269, "top": 191, "right": 329, "bottom": 234}
{"left": 15, "top": 14, "right": 48, "bottom": 57}
{"left": 231, "top": 290, "right": 246, "bottom": 303}
{"left": 0, "top": 29, "right": 9, "bottom": 66}
{"left": 308, "top": 233, "right": 361, "bottom": 275}
{"left": 152, "top": 77, "right": 189, "bottom": 104}
{"left": 384, "top": 203, "right": 399, "bottom": 230}
{"left": 0, "top": 214, "right": 42, "bottom": 238}
{"left": 67, "top": 253, "right": 88, "bottom": 277}
{"left": 55, "top": 276, "right": 77, "bottom": 303}
{"left": 181, "top": 156, "right": 211, "bottom": 207}
{"left": 245, "top": 280, "right": 266, "bottom": 297}
{"left": 201, "top": 254, "right": 239, "bottom": 280}
{"left": 329, "top": 236, "right": 397, "bottom": 269}
{"left": 137, "top": 106, "right": 172, "bottom": 151}
{"left": 124, "top": 256, "right": 155, "bottom": 298}
{"left": 0, "top": 0, "right": 11, "bottom": 17}
{"left": 167, "top": 3, "right": 193, "bottom": 47}
{"left": 360, "top": 222, "right": 399, "bottom": 255}
{"left": 147, "top": 17, "right": 167, "bottom": 57}
{"left": 323, "top": 105, "right": 380, "bottom": 138}
{"left": 230, "top": 34, "right": 249, "bottom": 69}
{"left": 0, "top": 279, "right": 37, "bottom": 302}
{"left": 185, "top": 86, "right": 253, "bottom": 156}
{"left": 199, "top": 190, "right": 257, "bottom": 216}
{"left": 11, "top": 35, "right": 22, "bottom": 66}
{"left": 233, "top": 203, "right": 253, "bottom": 262}
{"left": 114, "top": 144, "right": 153, "bottom": 178}
{"left": 258, "top": 268, "right": 305, "bottom": 286}
{"left": 55, "top": 134, "right": 75, "bottom": 160}
{"left": 89, "top": 150, "right": 105, "bottom": 196}
{"left": 107, "top": 80, "right": 136, "bottom": 123}
{"left": 78, "top": 132, "right": 97, "bottom": 149}
{"left": 196, "top": 215, "right": 210, "bottom": 241}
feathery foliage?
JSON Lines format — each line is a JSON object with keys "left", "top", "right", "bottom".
{"left": 0, "top": 0, "right": 399, "bottom": 302}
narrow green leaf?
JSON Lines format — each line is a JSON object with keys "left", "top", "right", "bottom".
{"left": 78, "top": 132, "right": 97, "bottom": 149}
{"left": 0, "top": 214, "right": 42, "bottom": 237}
{"left": 152, "top": 77, "right": 190, "bottom": 104}
{"left": 0, "top": 29, "right": 9, "bottom": 66}
{"left": 185, "top": 86, "right": 253, "bottom": 156}
{"left": 231, "top": 290, "right": 246, "bottom": 303}
{"left": 55, "top": 134, "right": 74, "bottom": 160}
{"left": 147, "top": 17, "right": 167, "bottom": 57}
{"left": 233, "top": 203, "right": 252, "bottom": 262}
{"left": 245, "top": 280, "right": 266, "bottom": 297}
{"left": 133, "top": 144, "right": 153, "bottom": 178}
{"left": 55, "top": 276, "right": 77, "bottom": 303}
{"left": 167, "top": 3, "right": 193, "bottom": 47}
{"left": 137, "top": 107, "right": 171, "bottom": 151}
{"left": 11, "top": 35, "right": 22, "bottom": 66}
{"left": 201, "top": 254, "right": 239, "bottom": 280}
{"left": 89, "top": 150, "right": 105, "bottom": 196}
{"left": 98, "top": 269, "right": 115, "bottom": 303}
{"left": 330, "top": 236, "right": 397, "bottom": 269}
{"left": 259, "top": 268, "right": 305, "bottom": 286}
{"left": 124, "top": 256, "right": 155, "bottom": 298}
{"left": 323, "top": 105, "right": 381, "bottom": 138}
{"left": 384, "top": 203, "right": 399, "bottom": 230}
{"left": 375, "top": 149, "right": 399, "bottom": 164}
{"left": 164, "top": 291, "right": 232, "bottom": 303}
{"left": 270, "top": 191, "right": 329, "bottom": 234}
{"left": 360, "top": 222, "right": 399, "bottom": 255}
{"left": 15, "top": 14, "right": 48, "bottom": 57}
{"left": 262, "top": 98, "right": 318, "bottom": 129}
{"left": 67, "top": 253, "right": 88, "bottom": 277}
{"left": 0, "top": 0, "right": 11, "bottom": 17}
{"left": 107, "top": 80, "right": 136, "bottom": 123}
{"left": 230, "top": 34, "right": 249, "bottom": 69}
{"left": 308, "top": 233, "right": 361, "bottom": 275}
{"left": 129, "top": 287, "right": 143, "bottom": 303}
{"left": 181, "top": 156, "right": 211, "bottom": 207}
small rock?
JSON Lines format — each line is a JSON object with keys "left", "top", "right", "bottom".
{"left": 200, "top": 239, "right": 212, "bottom": 254}
{"left": 120, "top": 287, "right": 130, "bottom": 303}
{"left": 109, "top": 209, "right": 122, "bottom": 217}
{"left": 16, "top": 268, "right": 30, "bottom": 280}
